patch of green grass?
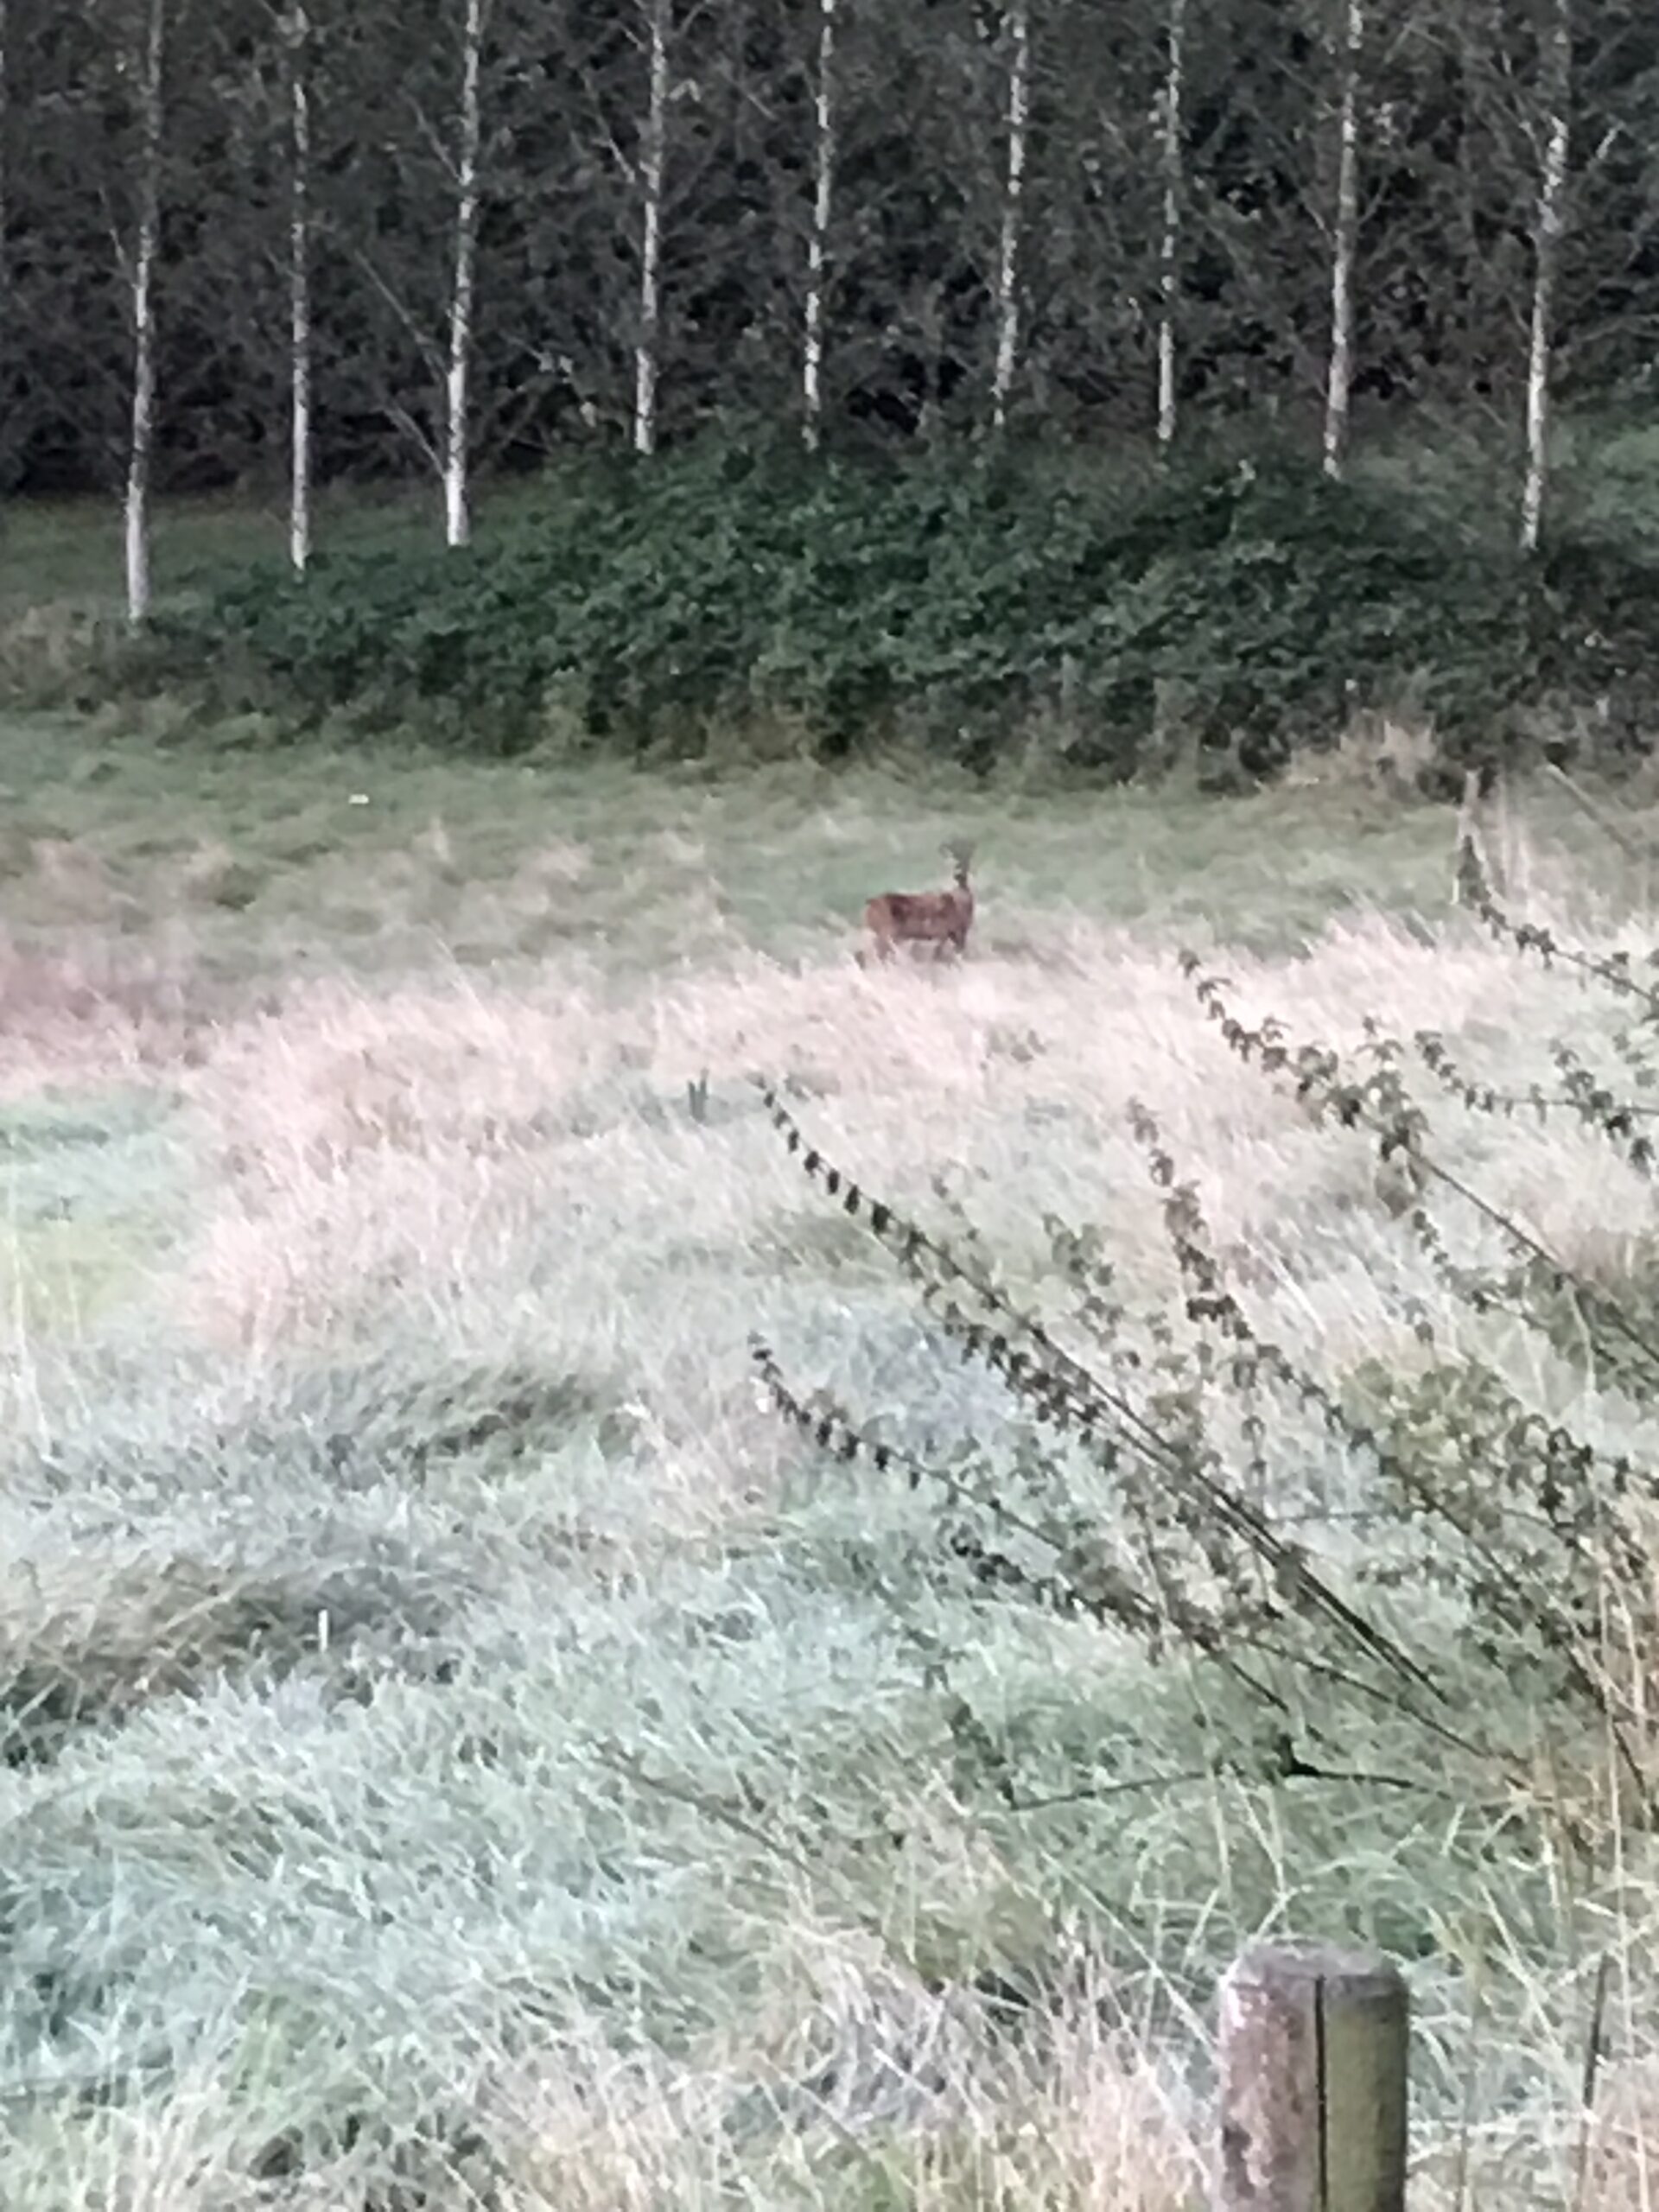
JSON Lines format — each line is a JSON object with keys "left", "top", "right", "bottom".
{"left": 5, "top": 487, "right": 406, "bottom": 619}
{"left": 3, "top": 700, "right": 1658, "bottom": 993}
{"left": 2, "top": 476, "right": 570, "bottom": 620}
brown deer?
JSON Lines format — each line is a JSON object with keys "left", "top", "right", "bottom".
{"left": 860, "top": 842, "right": 976, "bottom": 965}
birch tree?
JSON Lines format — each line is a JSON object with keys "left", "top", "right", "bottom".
{"left": 1321, "top": 0, "right": 1363, "bottom": 478}
{"left": 0, "top": 0, "right": 9, "bottom": 341}
{"left": 1155, "top": 0, "right": 1186, "bottom": 448}
{"left": 632, "top": 0, "right": 670, "bottom": 454}
{"left": 329, "top": 0, "right": 492, "bottom": 538}
{"left": 1520, "top": 0, "right": 1572, "bottom": 553}
{"left": 10, "top": 0, "right": 1659, "bottom": 498}
{"left": 442, "top": 0, "right": 486, "bottom": 544}
{"left": 0, "top": 0, "right": 12, "bottom": 492}
{"left": 802, "top": 0, "right": 837, "bottom": 449}
{"left": 990, "top": 0, "right": 1031, "bottom": 430}
{"left": 282, "top": 2, "right": 314, "bottom": 570}
{"left": 123, "top": 0, "right": 166, "bottom": 624}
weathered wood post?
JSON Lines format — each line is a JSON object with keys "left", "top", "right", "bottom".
{"left": 1217, "top": 1940, "right": 1408, "bottom": 2210}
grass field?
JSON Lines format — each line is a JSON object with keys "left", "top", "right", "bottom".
{"left": 7, "top": 492, "right": 1659, "bottom": 2206}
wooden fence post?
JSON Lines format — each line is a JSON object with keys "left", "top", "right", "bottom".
{"left": 1217, "top": 1939, "right": 1408, "bottom": 2211}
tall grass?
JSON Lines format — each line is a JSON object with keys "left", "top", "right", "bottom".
{"left": 2, "top": 716, "right": 1659, "bottom": 2202}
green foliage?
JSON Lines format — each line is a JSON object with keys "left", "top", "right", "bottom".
{"left": 148, "top": 439, "right": 1659, "bottom": 773}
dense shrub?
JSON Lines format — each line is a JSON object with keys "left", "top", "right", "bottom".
{"left": 155, "top": 437, "right": 1659, "bottom": 772}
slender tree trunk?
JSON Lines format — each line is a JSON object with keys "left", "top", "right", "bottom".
{"left": 124, "top": 0, "right": 166, "bottom": 626}
{"left": 443, "top": 0, "right": 485, "bottom": 547}
{"left": 1155, "top": 0, "right": 1185, "bottom": 450}
{"left": 917, "top": 285, "right": 944, "bottom": 442}
{"left": 802, "top": 0, "right": 837, "bottom": 451}
{"left": 1322, "top": 0, "right": 1363, "bottom": 480}
{"left": 285, "top": 2, "right": 313, "bottom": 573}
{"left": 990, "top": 0, "right": 1030, "bottom": 432}
{"left": 0, "top": 0, "right": 10, "bottom": 495}
{"left": 1520, "top": 0, "right": 1571, "bottom": 554}
{"left": 0, "top": 0, "right": 10, "bottom": 324}
{"left": 633, "top": 0, "right": 669, "bottom": 456}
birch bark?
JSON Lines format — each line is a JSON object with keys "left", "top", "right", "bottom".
{"left": 124, "top": 0, "right": 166, "bottom": 625}
{"left": 632, "top": 0, "right": 669, "bottom": 455}
{"left": 442, "top": 0, "right": 486, "bottom": 546}
{"left": 284, "top": 2, "right": 314, "bottom": 571}
{"left": 1321, "top": 0, "right": 1363, "bottom": 480}
{"left": 802, "top": 0, "right": 837, "bottom": 450}
{"left": 990, "top": 0, "right": 1030, "bottom": 431}
{"left": 1155, "top": 0, "right": 1185, "bottom": 449}
{"left": 1520, "top": 0, "right": 1571, "bottom": 554}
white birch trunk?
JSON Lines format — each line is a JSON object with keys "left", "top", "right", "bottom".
{"left": 1155, "top": 0, "right": 1185, "bottom": 449}
{"left": 1520, "top": 0, "right": 1571, "bottom": 555}
{"left": 802, "top": 0, "right": 837, "bottom": 451}
{"left": 285, "top": 3, "right": 313, "bottom": 573}
{"left": 443, "top": 0, "right": 485, "bottom": 548}
{"left": 1321, "top": 0, "right": 1363, "bottom": 480}
{"left": 990, "top": 0, "right": 1031, "bottom": 431}
{"left": 124, "top": 0, "right": 165, "bottom": 626}
{"left": 633, "top": 0, "right": 669, "bottom": 456}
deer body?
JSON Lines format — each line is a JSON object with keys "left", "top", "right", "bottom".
{"left": 861, "top": 846, "right": 975, "bottom": 963}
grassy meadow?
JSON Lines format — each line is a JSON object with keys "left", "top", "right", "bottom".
{"left": 7, "top": 492, "right": 1659, "bottom": 2207}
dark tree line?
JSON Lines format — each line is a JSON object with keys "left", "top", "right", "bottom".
{"left": 4, "top": 0, "right": 1659, "bottom": 594}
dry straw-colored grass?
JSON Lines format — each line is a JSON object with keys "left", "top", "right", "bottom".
{"left": 4, "top": 770, "right": 1659, "bottom": 2205}
{"left": 159, "top": 895, "right": 1650, "bottom": 1406}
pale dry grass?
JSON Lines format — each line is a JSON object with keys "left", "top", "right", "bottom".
{"left": 0, "top": 931, "right": 206, "bottom": 1096}
{"left": 1583, "top": 2062, "right": 1659, "bottom": 2212}
{"left": 162, "top": 899, "right": 1655, "bottom": 1417}
{"left": 7, "top": 776, "right": 1659, "bottom": 2205}
{"left": 486, "top": 1977, "right": 1198, "bottom": 2212}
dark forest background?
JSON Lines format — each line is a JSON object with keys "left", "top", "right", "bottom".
{"left": 8, "top": 0, "right": 1659, "bottom": 773}
{"left": 6, "top": 0, "right": 1655, "bottom": 496}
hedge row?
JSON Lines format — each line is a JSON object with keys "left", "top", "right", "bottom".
{"left": 152, "top": 439, "right": 1659, "bottom": 773}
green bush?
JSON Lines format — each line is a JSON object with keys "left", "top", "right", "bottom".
{"left": 153, "top": 437, "right": 1659, "bottom": 772}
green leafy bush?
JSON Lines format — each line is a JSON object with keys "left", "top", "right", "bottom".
{"left": 154, "top": 438, "right": 1659, "bottom": 772}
